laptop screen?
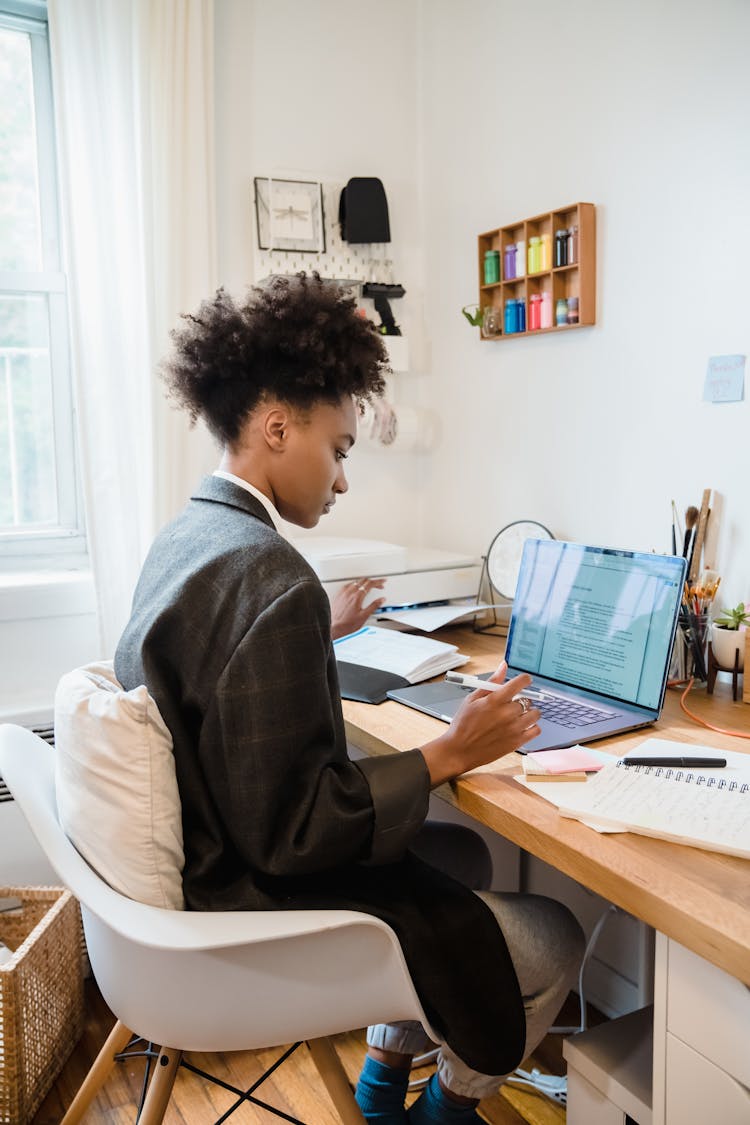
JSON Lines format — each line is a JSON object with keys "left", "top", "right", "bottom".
{"left": 505, "top": 541, "right": 686, "bottom": 711}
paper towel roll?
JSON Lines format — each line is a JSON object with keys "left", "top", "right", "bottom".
{"left": 360, "top": 401, "right": 436, "bottom": 453}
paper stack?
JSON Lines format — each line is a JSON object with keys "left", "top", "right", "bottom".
{"left": 375, "top": 600, "right": 498, "bottom": 632}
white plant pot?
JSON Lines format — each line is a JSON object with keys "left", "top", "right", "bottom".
{"left": 710, "top": 624, "right": 746, "bottom": 671}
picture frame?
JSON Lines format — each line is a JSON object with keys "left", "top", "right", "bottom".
{"left": 254, "top": 177, "right": 326, "bottom": 253}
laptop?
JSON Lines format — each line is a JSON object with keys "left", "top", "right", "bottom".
{"left": 386, "top": 540, "right": 687, "bottom": 753}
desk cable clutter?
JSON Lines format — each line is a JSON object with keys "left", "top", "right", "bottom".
{"left": 669, "top": 676, "right": 750, "bottom": 739}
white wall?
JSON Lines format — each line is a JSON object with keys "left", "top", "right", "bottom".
{"left": 214, "top": 0, "right": 430, "bottom": 547}
{"left": 419, "top": 0, "right": 750, "bottom": 605}
{"left": 0, "top": 574, "right": 98, "bottom": 722}
{"left": 216, "top": 0, "right": 750, "bottom": 608}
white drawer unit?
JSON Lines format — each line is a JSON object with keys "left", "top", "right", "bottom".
{"left": 665, "top": 1036, "right": 750, "bottom": 1125}
{"left": 666, "top": 939, "right": 750, "bottom": 1088}
{"left": 652, "top": 935, "right": 750, "bottom": 1125}
{"left": 566, "top": 937, "right": 750, "bottom": 1125}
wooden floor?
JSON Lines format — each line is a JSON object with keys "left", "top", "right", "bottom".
{"left": 33, "top": 983, "right": 596, "bottom": 1124}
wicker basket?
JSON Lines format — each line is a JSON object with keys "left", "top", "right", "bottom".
{"left": 0, "top": 886, "right": 84, "bottom": 1124}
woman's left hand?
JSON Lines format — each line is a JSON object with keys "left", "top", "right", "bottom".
{"left": 330, "top": 578, "right": 386, "bottom": 640}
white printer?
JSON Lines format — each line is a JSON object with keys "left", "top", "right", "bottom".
{"left": 291, "top": 537, "right": 482, "bottom": 607}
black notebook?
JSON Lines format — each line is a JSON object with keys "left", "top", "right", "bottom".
{"left": 336, "top": 661, "right": 410, "bottom": 705}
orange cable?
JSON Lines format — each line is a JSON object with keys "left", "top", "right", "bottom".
{"left": 667, "top": 677, "right": 750, "bottom": 740}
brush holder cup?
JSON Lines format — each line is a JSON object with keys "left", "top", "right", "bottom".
{"left": 678, "top": 609, "right": 710, "bottom": 681}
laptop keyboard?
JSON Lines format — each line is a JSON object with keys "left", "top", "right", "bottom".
{"left": 538, "top": 696, "right": 618, "bottom": 729}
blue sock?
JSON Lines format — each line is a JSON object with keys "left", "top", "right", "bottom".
{"left": 355, "top": 1055, "right": 410, "bottom": 1124}
{"left": 407, "top": 1072, "right": 482, "bottom": 1123}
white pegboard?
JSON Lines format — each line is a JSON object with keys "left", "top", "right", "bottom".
{"left": 251, "top": 178, "right": 433, "bottom": 448}
{"left": 253, "top": 180, "right": 398, "bottom": 292}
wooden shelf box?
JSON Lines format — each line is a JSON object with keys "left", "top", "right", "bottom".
{"left": 477, "top": 202, "right": 596, "bottom": 340}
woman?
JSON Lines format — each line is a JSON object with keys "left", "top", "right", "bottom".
{"left": 115, "top": 274, "right": 582, "bottom": 1124}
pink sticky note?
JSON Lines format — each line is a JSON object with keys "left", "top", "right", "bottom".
{"left": 525, "top": 747, "right": 604, "bottom": 774}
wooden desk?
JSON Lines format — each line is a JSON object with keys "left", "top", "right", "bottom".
{"left": 342, "top": 628, "right": 750, "bottom": 987}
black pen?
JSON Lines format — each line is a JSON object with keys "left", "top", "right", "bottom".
{"left": 376, "top": 600, "right": 449, "bottom": 612}
{"left": 622, "top": 756, "right": 726, "bottom": 768}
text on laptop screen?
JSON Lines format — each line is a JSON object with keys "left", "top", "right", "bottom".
{"left": 505, "top": 541, "right": 685, "bottom": 710}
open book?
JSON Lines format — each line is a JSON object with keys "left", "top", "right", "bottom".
{"left": 333, "top": 625, "right": 468, "bottom": 684}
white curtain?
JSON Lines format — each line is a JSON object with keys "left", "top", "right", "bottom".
{"left": 48, "top": 0, "right": 218, "bottom": 658}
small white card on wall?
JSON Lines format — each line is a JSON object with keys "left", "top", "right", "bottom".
{"left": 703, "top": 354, "right": 745, "bottom": 402}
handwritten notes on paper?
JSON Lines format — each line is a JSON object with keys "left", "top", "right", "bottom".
{"left": 703, "top": 354, "right": 745, "bottom": 403}
{"left": 555, "top": 761, "right": 750, "bottom": 859}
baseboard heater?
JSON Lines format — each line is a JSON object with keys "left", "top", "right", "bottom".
{"left": 0, "top": 716, "right": 59, "bottom": 884}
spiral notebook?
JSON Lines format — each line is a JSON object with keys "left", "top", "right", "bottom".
{"left": 553, "top": 758, "right": 750, "bottom": 859}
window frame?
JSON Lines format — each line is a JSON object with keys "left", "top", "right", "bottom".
{"left": 0, "top": 0, "right": 86, "bottom": 569}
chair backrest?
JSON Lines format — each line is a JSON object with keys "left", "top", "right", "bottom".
{"left": 0, "top": 724, "right": 435, "bottom": 1052}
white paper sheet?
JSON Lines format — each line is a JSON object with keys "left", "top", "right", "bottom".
{"left": 375, "top": 600, "right": 501, "bottom": 632}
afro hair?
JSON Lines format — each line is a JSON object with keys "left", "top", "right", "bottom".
{"left": 160, "top": 272, "right": 388, "bottom": 446}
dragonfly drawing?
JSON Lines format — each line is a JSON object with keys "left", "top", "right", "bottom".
{"left": 255, "top": 178, "right": 322, "bottom": 249}
{"left": 272, "top": 204, "right": 310, "bottom": 229}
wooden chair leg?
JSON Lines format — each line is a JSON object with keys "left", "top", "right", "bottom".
{"left": 307, "top": 1037, "right": 366, "bottom": 1125}
{"left": 137, "top": 1046, "right": 182, "bottom": 1125}
{"left": 61, "top": 1019, "right": 135, "bottom": 1124}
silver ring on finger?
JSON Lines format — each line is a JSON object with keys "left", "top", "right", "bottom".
{"left": 517, "top": 696, "right": 531, "bottom": 716}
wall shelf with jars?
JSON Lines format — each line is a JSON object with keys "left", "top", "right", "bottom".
{"left": 477, "top": 202, "right": 596, "bottom": 340}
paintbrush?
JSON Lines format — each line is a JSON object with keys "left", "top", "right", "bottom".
{"left": 683, "top": 505, "right": 699, "bottom": 561}
{"left": 688, "top": 489, "right": 712, "bottom": 584}
{"left": 671, "top": 500, "right": 682, "bottom": 556}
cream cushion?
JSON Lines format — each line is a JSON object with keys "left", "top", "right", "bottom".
{"left": 54, "top": 660, "right": 184, "bottom": 909}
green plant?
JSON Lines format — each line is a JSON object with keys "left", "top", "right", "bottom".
{"left": 713, "top": 601, "right": 750, "bottom": 630}
{"left": 461, "top": 304, "right": 484, "bottom": 327}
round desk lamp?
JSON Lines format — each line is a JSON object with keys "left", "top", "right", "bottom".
{"left": 476, "top": 520, "right": 554, "bottom": 634}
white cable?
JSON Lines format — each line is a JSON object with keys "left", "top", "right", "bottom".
{"left": 411, "top": 1049, "right": 439, "bottom": 1067}
{"left": 506, "top": 1068, "right": 567, "bottom": 1106}
{"left": 407, "top": 1075, "right": 431, "bottom": 1090}
{"left": 549, "top": 903, "right": 618, "bottom": 1035}
{"left": 407, "top": 1047, "right": 439, "bottom": 1090}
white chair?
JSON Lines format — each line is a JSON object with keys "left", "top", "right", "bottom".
{"left": 0, "top": 724, "right": 438, "bottom": 1124}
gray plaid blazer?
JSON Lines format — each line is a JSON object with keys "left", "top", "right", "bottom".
{"left": 115, "top": 476, "right": 525, "bottom": 1075}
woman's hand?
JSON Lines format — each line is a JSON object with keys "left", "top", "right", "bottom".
{"left": 420, "top": 661, "right": 541, "bottom": 787}
{"left": 330, "top": 578, "right": 386, "bottom": 640}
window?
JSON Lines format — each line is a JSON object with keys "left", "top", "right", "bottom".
{"left": 0, "top": 0, "right": 85, "bottom": 566}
